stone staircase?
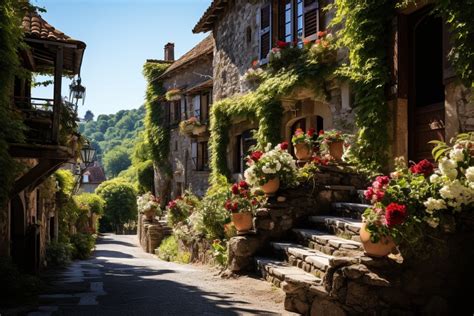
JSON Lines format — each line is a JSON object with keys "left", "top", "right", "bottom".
{"left": 255, "top": 192, "right": 372, "bottom": 314}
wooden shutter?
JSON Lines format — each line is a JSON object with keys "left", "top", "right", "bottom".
{"left": 259, "top": 3, "right": 272, "bottom": 62}
{"left": 303, "top": 0, "right": 318, "bottom": 42}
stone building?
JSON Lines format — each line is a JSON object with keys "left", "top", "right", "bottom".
{"left": 155, "top": 35, "right": 214, "bottom": 198}
{"left": 192, "top": 0, "right": 473, "bottom": 172}
{"left": 0, "top": 10, "right": 86, "bottom": 273}
{"left": 78, "top": 162, "right": 107, "bottom": 194}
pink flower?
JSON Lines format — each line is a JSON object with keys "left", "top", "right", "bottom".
{"left": 375, "top": 190, "right": 385, "bottom": 202}
{"left": 364, "top": 187, "right": 374, "bottom": 201}
{"left": 317, "top": 31, "right": 327, "bottom": 38}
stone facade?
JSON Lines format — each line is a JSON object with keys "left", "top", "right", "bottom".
{"left": 157, "top": 36, "right": 214, "bottom": 199}
{"left": 137, "top": 215, "right": 165, "bottom": 253}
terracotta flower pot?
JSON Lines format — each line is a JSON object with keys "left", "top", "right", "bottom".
{"left": 294, "top": 143, "right": 312, "bottom": 161}
{"left": 261, "top": 177, "right": 280, "bottom": 196}
{"left": 359, "top": 222, "right": 396, "bottom": 257}
{"left": 329, "top": 140, "right": 344, "bottom": 160}
{"left": 232, "top": 212, "right": 253, "bottom": 232}
{"left": 144, "top": 209, "right": 156, "bottom": 221}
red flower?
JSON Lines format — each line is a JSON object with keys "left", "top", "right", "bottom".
{"left": 385, "top": 203, "right": 408, "bottom": 228}
{"left": 251, "top": 199, "right": 258, "bottom": 206}
{"left": 251, "top": 60, "right": 259, "bottom": 68}
{"left": 280, "top": 141, "right": 289, "bottom": 150}
{"left": 375, "top": 176, "right": 390, "bottom": 186}
{"left": 167, "top": 200, "right": 177, "bottom": 209}
{"left": 410, "top": 159, "right": 434, "bottom": 177}
{"left": 303, "top": 39, "right": 312, "bottom": 46}
{"left": 375, "top": 190, "right": 385, "bottom": 202}
{"left": 231, "top": 183, "right": 240, "bottom": 195}
{"left": 307, "top": 128, "right": 316, "bottom": 137}
{"left": 232, "top": 202, "right": 239, "bottom": 212}
{"left": 318, "top": 130, "right": 325, "bottom": 135}
{"left": 251, "top": 150, "right": 263, "bottom": 162}
{"left": 239, "top": 181, "right": 249, "bottom": 189}
{"left": 317, "top": 31, "right": 327, "bottom": 38}
{"left": 315, "top": 39, "right": 321, "bottom": 45}
{"left": 276, "top": 40, "right": 290, "bottom": 48}
{"left": 225, "top": 200, "right": 233, "bottom": 211}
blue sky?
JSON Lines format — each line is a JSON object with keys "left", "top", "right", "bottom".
{"left": 32, "top": 0, "right": 211, "bottom": 117}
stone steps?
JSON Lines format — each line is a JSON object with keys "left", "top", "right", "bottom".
{"left": 255, "top": 257, "right": 323, "bottom": 290}
{"left": 331, "top": 202, "right": 371, "bottom": 219}
{"left": 308, "top": 215, "right": 362, "bottom": 241}
{"left": 271, "top": 242, "right": 333, "bottom": 278}
{"left": 293, "top": 228, "right": 363, "bottom": 256}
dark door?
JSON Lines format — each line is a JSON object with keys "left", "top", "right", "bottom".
{"left": 10, "top": 195, "right": 26, "bottom": 270}
{"left": 408, "top": 10, "right": 445, "bottom": 162}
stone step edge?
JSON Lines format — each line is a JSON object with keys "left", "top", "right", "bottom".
{"left": 255, "top": 257, "right": 323, "bottom": 291}
{"left": 331, "top": 202, "right": 371, "bottom": 211}
{"left": 271, "top": 242, "right": 333, "bottom": 276}
{"left": 308, "top": 215, "right": 362, "bottom": 234}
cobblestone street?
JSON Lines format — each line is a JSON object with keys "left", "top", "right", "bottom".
{"left": 28, "top": 234, "right": 294, "bottom": 316}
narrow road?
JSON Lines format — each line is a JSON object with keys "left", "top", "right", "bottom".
{"left": 29, "top": 234, "right": 294, "bottom": 316}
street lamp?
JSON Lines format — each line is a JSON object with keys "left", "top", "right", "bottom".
{"left": 69, "top": 77, "right": 86, "bottom": 107}
{"left": 80, "top": 140, "right": 96, "bottom": 166}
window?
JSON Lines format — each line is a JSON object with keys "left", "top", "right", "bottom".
{"left": 83, "top": 174, "right": 90, "bottom": 183}
{"left": 172, "top": 101, "right": 181, "bottom": 123}
{"left": 234, "top": 130, "right": 257, "bottom": 173}
{"left": 192, "top": 95, "right": 201, "bottom": 119}
{"left": 259, "top": 3, "right": 272, "bottom": 62}
{"left": 278, "top": 0, "right": 318, "bottom": 44}
{"left": 180, "top": 96, "right": 187, "bottom": 120}
{"left": 191, "top": 141, "right": 209, "bottom": 171}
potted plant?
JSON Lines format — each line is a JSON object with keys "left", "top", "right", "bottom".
{"left": 317, "top": 129, "right": 346, "bottom": 160}
{"left": 179, "top": 117, "right": 201, "bottom": 136}
{"left": 225, "top": 181, "right": 261, "bottom": 232}
{"left": 292, "top": 128, "right": 317, "bottom": 161}
{"left": 244, "top": 142, "right": 298, "bottom": 195}
{"left": 137, "top": 192, "right": 161, "bottom": 221}
{"left": 361, "top": 132, "right": 474, "bottom": 257}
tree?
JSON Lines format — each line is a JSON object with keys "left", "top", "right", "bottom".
{"left": 95, "top": 179, "right": 137, "bottom": 233}
{"left": 137, "top": 160, "right": 154, "bottom": 193}
{"left": 103, "top": 147, "right": 131, "bottom": 178}
{"left": 84, "top": 110, "right": 94, "bottom": 122}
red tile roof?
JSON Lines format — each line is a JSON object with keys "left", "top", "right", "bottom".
{"left": 22, "top": 10, "right": 85, "bottom": 48}
{"left": 160, "top": 34, "right": 214, "bottom": 78}
{"left": 83, "top": 165, "right": 106, "bottom": 184}
{"left": 193, "top": 0, "right": 229, "bottom": 33}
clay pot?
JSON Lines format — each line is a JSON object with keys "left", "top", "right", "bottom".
{"left": 359, "top": 222, "right": 396, "bottom": 257}
{"left": 261, "top": 177, "right": 280, "bottom": 196}
{"left": 232, "top": 212, "right": 253, "bottom": 232}
{"left": 329, "top": 141, "right": 344, "bottom": 160}
{"left": 294, "top": 143, "right": 313, "bottom": 161}
{"left": 144, "top": 209, "right": 156, "bottom": 221}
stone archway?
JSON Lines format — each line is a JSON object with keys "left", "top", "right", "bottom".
{"left": 10, "top": 195, "right": 26, "bottom": 270}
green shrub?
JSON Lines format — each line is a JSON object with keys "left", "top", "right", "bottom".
{"left": 211, "top": 240, "right": 228, "bottom": 267}
{"left": 156, "top": 235, "right": 192, "bottom": 263}
{"left": 70, "top": 233, "right": 96, "bottom": 260}
{"left": 46, "top": 241, "right": 74, "bottom": 267}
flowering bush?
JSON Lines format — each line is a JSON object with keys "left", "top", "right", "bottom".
{"left": 224, "top": 181, "right": 262, "bottom": 214}
{"left": 362, "top": 132, "right": 474, "bottom": 247}
{"left": 137, "top": 192, "right": 162, "bottom": 217}
{"left": 316, "top": 129, "right": 346, "bottom": 145}
{"left": 244, "top": 143, "right": 298, "bottom": 187}
{"left": 166, "top": 191, "right": 200, "bottom": 227}
{"left": 291, "top": 128, "right": 317, "bottom": 146}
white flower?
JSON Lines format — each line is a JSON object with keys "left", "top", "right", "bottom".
{"left": 444, "top": 168, "right": 458, "bottom": 180}
{"left": 465, "top": 167, "right": 474, "bottom": 182}
{"left": 429, "top": 174, "right": 441, "bottom": 184}
{"left": 449, "top": 148, "right": 465, "bottom": 162}
{"left": 424, "top": 216, "right": 440, "bottom": 228}
{"left": 439, "top": 157, "right": 457, "bottom": 174}
{"left": 424, "top": 198, "right": 447, "bottom": 213}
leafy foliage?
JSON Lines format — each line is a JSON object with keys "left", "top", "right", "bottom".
{"left": 70, "top": 233, "right": 96, "bottom": 260}
{"left": 103, "top": 147, "right": 132, "bottom": 178}
{"left": 0, "top": 0, "right": 25, "bottom": 209}
{"left": 157, "top": 235, "right": 191, "bottom": 263}
{"left": 96, "top": 179, "right": 137, "bottom": 233}
{"left": 45, "top": 241, "right": 74, "bottom": 267}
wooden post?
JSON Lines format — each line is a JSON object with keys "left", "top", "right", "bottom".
{"left": 52, "top": 46, "right": 64, "bottom": 144}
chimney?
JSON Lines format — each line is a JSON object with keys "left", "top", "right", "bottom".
{"left": 164, "top": 42, "right": 175, "bottom": 61}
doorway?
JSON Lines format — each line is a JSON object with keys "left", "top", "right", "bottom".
{"left": 10, "top": 195, "right": 26, "bottom": 270}
{"left": 408, "top": 9, "right": 445, "bottom": 162}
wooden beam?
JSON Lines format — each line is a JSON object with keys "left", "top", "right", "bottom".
{"left": 52, "top": 46, "right": 63, "bottom": 143}
{"left": 8, "top": 143, "right": 74, "bottom": 160}
{"left": 11, "top": 160, "right": 62, "bottom": 196}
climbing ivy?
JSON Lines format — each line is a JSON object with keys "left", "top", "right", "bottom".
{"left": 0, "top": 0, "right": 26, "bottom": 208}
{"left": 143, "top": 61, "right": 171, "bottom": 172}
{"left": 209, "top": 44, "right": 337, "bottom": 185}
{"left": 330, "top": 0, "right": 395, "bottom": 171}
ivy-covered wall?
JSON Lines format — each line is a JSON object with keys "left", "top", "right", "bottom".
{"left": 143, "top": 61, "right": 172, "bottom": 204}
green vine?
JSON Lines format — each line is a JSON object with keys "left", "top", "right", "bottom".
{"left": 143, "top": 61, "right": 172, "bottom": 173}
{"left": 330, "top": 0, "right": 395, "bottom": 172}
{"left": 209, "top": 43, "right": 337, "bottom": 185}
{"left": 0, "top": 0, "right": 25, "bottom": 209}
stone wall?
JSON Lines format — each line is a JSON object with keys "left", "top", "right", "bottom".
{"left": 137, "top": 214, "right": 164, "bottom": 253}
